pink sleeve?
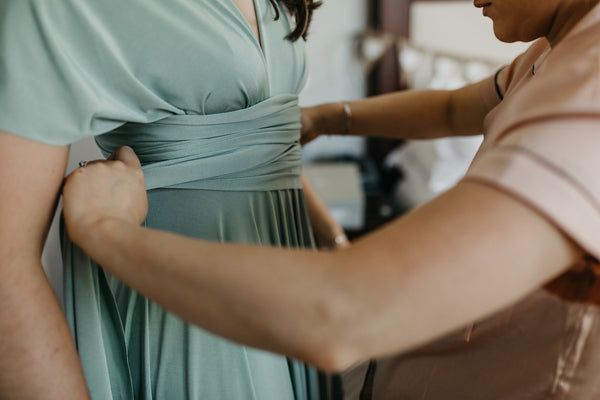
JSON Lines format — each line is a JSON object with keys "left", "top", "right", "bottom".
{"left": 464, "top": 117, "right": 600, "bottom": 260}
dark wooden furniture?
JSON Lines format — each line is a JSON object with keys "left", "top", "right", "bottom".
{"left": 348, "top": 0, "right": 461, "bottom": 240}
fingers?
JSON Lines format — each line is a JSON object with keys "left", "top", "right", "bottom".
{"left": 83, "top": 146, "right": 140, "bottom": 168}
{"left": 108, "top": 146, "right": 142, "bottom": 169}
{"left": 83, "top": 159, "right": 104, "bottom": 167}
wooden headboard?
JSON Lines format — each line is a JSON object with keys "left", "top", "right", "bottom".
{"left": 365, "top": 0, "right": 462, "bottom": 196}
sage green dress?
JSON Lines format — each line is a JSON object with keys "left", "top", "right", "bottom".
{"left": 0, "top": 1, "right": 318, "bottom": 399}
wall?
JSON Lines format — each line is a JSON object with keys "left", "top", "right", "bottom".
{"left": 410, "top": 1, "right": 529, "bottom": 62}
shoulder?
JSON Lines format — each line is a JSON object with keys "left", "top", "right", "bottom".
{"left": 0, "top": 0, "right": 75, "bottom": 18}
{"left": 466, "top": 24, "right": 600, "bottom": 260}
{"left": 496, "top": 39, "right": 549, "bottom": 96}
{"left": 0, "top": 0, "right": 90, "bottom": 39}
{"left": 467, "top": 17, "right": 600, "bottom": 259}
{"left": 491, "top": 30, "right": 600, "bottom": 142}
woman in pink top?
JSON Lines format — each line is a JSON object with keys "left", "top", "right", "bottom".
{"left": 62, "top": 0, "right": 600, "bottom": 397}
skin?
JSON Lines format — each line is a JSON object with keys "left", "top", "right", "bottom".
{"left": 302, "top": 0, "right": 599, "bottom": 145}
{"left": 232, "top": 0, "right": 261, "bottom": 43}
{"left": 63, "top": 148, "right": 580, "bottom": 372}
{"left": 62, "top": 0, "right": 597, "bottom": 374}
{"left": 0, "top": 131, "right": 90, "bottom": 399}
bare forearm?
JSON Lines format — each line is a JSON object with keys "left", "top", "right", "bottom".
{"left": 309, "top": 80, "right": 493, "bottom": 140}
{"left": 347, "top": 90, "right": 455, "bottom": 139}
{"left": 62, "top": 149, "right": 577, "bottom": 374}
{"left": 0, "top": 258, "right": 90, "bottom": 399}
{"left": 0, "top": 133, "right": 89, "bottom": 399}
{"left": 77, "top": 218, "right": 356, "bottom": 370}
{"left": 70, "top": 181, "right": 579, "bottom": 374}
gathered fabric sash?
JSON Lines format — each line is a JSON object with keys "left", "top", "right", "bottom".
{"left": 95, "top": 94, "right": 303, "bottom": 191}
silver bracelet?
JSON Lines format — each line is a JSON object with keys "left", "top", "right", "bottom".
{"left": 342, "top": 102, "right": 352, "bottom": 135}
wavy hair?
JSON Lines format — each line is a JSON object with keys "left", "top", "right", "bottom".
{"left": 267, "top": 0, "right": 322, "bottom": 41}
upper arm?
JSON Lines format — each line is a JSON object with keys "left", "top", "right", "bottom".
{"left": 447, "top": 40, "right": 550, "bottom": 137}
{"left": 336, "top": 180, "right": 580, "bottom": 361}
{"left": 0, "top": 130, "right": 69, "bottom": 263}
{"left": 449, "top": 76, "right": 501, "bottom": 136}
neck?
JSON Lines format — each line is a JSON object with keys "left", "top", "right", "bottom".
{"left": 546, "top": 0, "right": 599, "bottom": 47}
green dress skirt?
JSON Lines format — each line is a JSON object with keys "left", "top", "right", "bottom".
{"left": 62, "top": 95, "right": 319, "bottom": 399}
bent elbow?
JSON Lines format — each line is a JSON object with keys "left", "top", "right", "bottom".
{"left": 298, "top": 313, "right": 365, "bottom": 373}
{"left": 298, "top": 252, "right": 371, "bottom": 372}
{"left": 309, "top": 341, "right": 363, "bottom": 373}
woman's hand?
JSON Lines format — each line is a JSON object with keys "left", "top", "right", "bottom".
{"left": 62, "top": 146, "right": 148, "bottom": 242}
{"left": 300, "top": 106, "right": 320, "bottom": 145}
{"left": 300, "top": 172, "right": 351, "bottom": 250}
{"left": 301, "top": 103, "right": 349, "bottom": 145}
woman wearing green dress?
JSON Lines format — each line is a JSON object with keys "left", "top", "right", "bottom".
{"left": 0, "top": 0, "right": 334, "bottom": 398}
{"left": 61, "top": 0, "right": 600, "bottom": 398}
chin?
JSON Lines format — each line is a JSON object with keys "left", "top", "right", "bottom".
{"left": 493, "top": 27, "right": 526, "bottom": 43}
{"left": 493, "top": 23, "right": 542, "bottom": 44}
{"left": 493, "top": 30, "right": 516, "bottom": 43}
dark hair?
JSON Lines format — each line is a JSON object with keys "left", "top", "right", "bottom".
{"left": 268, "top": 0, "right": 322, "bottom": 41}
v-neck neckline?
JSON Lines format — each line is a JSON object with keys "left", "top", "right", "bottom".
{"left": 229, "top": 0, "right": 265, "bottom": 54}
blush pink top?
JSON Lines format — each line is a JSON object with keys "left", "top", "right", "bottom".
{"left": 465, "top": 5, "right": 600, "bottom": 262}
{"left": 353, "top": 4, "right": 600, "bottom": 400}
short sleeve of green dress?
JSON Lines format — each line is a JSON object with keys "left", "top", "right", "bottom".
{"left": 1, "top": 1, "right": 319, "bottom": 399}
{"left": 0, "top": 1, "right": 184, "bottom": 144}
